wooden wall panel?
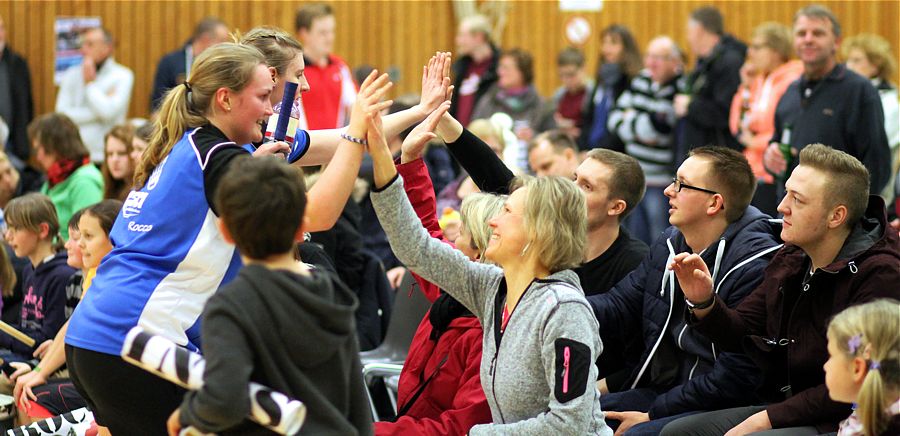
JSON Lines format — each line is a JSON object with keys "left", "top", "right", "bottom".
{"left": 0, "top": 0, "right": 896, "bottom": 120}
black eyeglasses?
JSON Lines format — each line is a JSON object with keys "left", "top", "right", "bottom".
{"left": 671, "top": 177, "right": 720, "bottom": 196}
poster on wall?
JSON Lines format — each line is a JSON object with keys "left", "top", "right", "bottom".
{"left": 54, "top": 16, "right": 101, "bottom": 84}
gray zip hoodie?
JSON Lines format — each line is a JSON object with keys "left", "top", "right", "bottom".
{"left": 371, "top": 176, "right": 612, "bottom": 436}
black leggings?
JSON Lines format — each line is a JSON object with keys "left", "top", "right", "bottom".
{"left": 66, "top": 345, "right": 186, "bottom": 435}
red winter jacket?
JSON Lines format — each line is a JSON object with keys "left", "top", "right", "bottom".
{"left": 374, "top": 158, "right": 491, "bottom": 435}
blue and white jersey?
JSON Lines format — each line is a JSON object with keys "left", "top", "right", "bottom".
{"left": 66, "top": 125, "right": 310, "bottom": 356}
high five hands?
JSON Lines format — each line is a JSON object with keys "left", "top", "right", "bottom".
{"left": 416, "top": 52, "right": 453, "bottom": 118}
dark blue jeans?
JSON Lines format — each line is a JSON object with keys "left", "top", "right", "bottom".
{"left": 601, "top": 388, "right": 702, "bottom": 436}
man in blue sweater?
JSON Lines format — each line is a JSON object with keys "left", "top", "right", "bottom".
{"left": 589, "top": 146, "right": 782, "bottom": 434}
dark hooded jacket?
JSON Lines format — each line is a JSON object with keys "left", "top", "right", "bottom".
{"left": 178, "top": 265, "right": 372, "bottom": 435}
{"left": 3, "top": 252, "right": 74, "bottom": 355}
{"left": 677, "top": 34, "right": 746, "bottom": 165}
{"left": 589, "top": 206, "right": 782, "bottom": 419}
{"left": 691, "top": 195, "right": 900, "bottom": 432}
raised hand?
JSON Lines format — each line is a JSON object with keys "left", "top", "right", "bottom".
{"left": 348, "top": 70, "right": 394, "bottom": 140}
{"left": 416, "top": 52, "right": 452, "bottom": 116}
{"left": 669, "top": 253, "right": 714, "bottom": 306}
{"left": 401, "top": 101, "right": 451, "bottom": 163}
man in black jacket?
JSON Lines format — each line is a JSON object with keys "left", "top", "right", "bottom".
{"left": 764, "top": 4, "right": 890, "bottom": 197}
{"left": 0, "top": 14, "right": 34, "bottom": 164}
{"left": 674, "top": 6, "right": 745, "bottom": 165}
{"left": 450, "top": 14, "right": 499, "bottom": 127}
{"left": 150, "top": 17, "right": 228, "bottom": 112}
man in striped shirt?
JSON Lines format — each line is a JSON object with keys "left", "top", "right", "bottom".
{"left": 608, "top": 36, "right": 683, "bottom": 245}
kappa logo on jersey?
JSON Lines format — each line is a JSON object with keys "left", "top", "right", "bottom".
{"left": 122, "top": 191, "right": 149, "bottom": 219}
{"left": 147, "top": 157, "right": 168, "bottom": 191}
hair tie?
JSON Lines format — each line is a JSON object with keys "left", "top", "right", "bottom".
{"left": 183, "top": 81, "right": 192, "bottom": 92}
{"left": 869, "top": 360, "right": 881, "bottom": 370}
{"left": 848, "top": 333, "right": 863, "bottom": 354}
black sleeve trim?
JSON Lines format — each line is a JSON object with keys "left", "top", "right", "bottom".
{"left": 372, "top": 173, "right": 400, "bottom": 193}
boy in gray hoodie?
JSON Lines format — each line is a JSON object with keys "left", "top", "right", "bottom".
{"left": 167, "top": 157, "right": 371, "bottom": 436}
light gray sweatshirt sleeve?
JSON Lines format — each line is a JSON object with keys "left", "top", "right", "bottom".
{"left": 470, "top": 298, "right": 611, "bottom": 436}
{"left": 370, "top": 176, "right": 501, "bottom": 320}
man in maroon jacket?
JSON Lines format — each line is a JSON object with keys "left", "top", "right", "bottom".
{"left": 663, "top": 143, "right": 900, "bottom": 435}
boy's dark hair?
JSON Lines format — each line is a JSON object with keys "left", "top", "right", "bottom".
{"left": 215, "top": 157, "right": 307, "bottom": 259}
{"left": 557, "top": 47, "right": 585, "bottom": 67}
{"left": 690, "top": 6, "right": 724, "bottom": 36}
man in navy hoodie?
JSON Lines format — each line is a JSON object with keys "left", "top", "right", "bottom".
{"left": 589, "top": 146, "right": 782, "bottom": 434}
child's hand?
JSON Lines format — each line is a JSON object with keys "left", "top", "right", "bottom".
{"left": 6, "top": 361, "right": 31, "bottom": 382}
{"left": 401, "top": 101, "right": 451, "bottom": 163}
{"left": 167, "top": 409, "right": 182, "bottom": 436}
{"left": 348, "top": 70, "right": 393, "bottom": 140}
{"left": 33, "top": 339, "right": 53, "bottom": 358}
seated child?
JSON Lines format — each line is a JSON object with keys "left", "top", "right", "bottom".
{"left": 15, "top": 200, "right": 122, "bottom": 424}
{"left": 825, "top": 299, "right": 900, "bottom": 436}
{"left": 167, "top": 157, "right": 371, "bottom": 435}
{"left": 1, "top": 194, "right": 73, "bottom": 367}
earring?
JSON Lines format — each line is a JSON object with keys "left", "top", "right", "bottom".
{"left": 520, "top": 241, "right": 532, "bottom": 257}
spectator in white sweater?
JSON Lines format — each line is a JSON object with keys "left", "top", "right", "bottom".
{"left": 55, "top": 27, "right": 133, "bottom": 162}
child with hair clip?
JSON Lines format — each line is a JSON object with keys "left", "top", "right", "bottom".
{"left": 0, "top": 194, "right": 74, "bottom": 370}
{"left": 13, "top": 200, "right": 121, "bottom": 425}
{"left": 825, "top": 299, "right": 900, "bottom": 436}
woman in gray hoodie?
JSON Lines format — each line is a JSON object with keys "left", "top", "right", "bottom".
{"left": 365, "top": 103, "right": 612, "bottom": 436}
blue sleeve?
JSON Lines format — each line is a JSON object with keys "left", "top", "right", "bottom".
{"left": 287, "top": 129, "right": 311, "bottom": 164}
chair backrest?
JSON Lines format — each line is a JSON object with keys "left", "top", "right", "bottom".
{"left": 360, "top": 270, "right": 432, "bottom": 363}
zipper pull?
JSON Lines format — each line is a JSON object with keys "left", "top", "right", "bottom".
{"left": 562, "top": 346, "right": 571, "bottom": 394}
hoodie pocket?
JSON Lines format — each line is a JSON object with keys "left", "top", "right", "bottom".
{"left": 554, "top": 338, "right": 590, "bottom": 403}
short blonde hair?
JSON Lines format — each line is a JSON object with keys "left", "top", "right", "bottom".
{"left": 518, "top": 175, "right": 586, "bottom": 272}
{"left": 842, "top": 33, "right": 897, "bottom": 83}
{"left": 467, "top": 118, "right": 505, "bottom": 153}
{"left": 459, "top": 193, "right": 506, "bottom": 262}
{"left": 798, "top": 143, "right": 870, "bottom": 227}
{"left": 827, "top": 299, "right": 900, "bottom": 436}
{"left": 753, "top": 22, "right": 793, "bottom": 62}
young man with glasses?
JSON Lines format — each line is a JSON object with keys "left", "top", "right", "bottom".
{"left": 664, "top": 144, "right": 900, "bottom": 435}
{"left": 587, "top": 146, "right": 783, "bottom": 434}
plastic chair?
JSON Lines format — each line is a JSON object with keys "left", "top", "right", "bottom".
{"left": 361, "top": 271, "right": 432, "bottom": 420}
